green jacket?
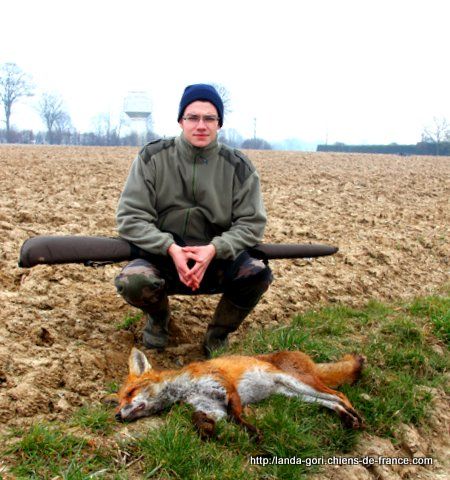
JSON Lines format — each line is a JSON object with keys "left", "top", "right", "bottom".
{"left": 116, "top": 134, "right": 267, "bottom": 260}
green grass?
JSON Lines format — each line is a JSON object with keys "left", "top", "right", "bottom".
{"left": 2, "top": 292, "right": 449, "bottom": 479}
{"left": 407, "top": 295, "right": 450, "bottom": 346}
{"left": 70, "top": 404, "right": 116, "bottom": 435}
{"left": 116, "top": 311, "right": 142, "bottom": 331}
{"left": 3, "top": 424, "right": 111, "bottom": 479}
{"left": 132, "top": 405, "right": 252, "bottom": 479}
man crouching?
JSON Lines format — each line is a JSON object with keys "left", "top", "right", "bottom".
{"left": 115, "top": 84, "right": 272, "bottom": 356}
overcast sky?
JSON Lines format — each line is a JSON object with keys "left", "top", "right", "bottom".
{"left": 1, "top": 0, "right": 449, "bottom": 146}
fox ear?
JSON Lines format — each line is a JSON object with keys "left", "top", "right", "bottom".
{"left": 129, "top": 348, "right": 152, "bottom": 376}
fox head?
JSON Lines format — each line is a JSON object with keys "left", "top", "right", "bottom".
{"left": 115, "top": 348, "right": 167, "bottom": 422}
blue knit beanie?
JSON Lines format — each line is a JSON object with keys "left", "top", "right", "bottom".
{"left": 178, "top": 84, "right": 224, "bottom": 127}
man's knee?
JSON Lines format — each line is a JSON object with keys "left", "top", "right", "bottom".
{"left": 115, "top": 259, "right": 166, "bottom": 307}
{"left": 225, "top": 256, "right": 273, "bottom": 308}
{"left": 235, "top": 257, "right": 273, "bottom": 287}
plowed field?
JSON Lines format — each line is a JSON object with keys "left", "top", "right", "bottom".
{"left": 0, "top": 145, "right": 448, "bottom": 436}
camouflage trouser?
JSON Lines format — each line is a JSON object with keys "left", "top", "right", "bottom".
{"left": 114, "top": 250, "right": 273, "bottom": 314}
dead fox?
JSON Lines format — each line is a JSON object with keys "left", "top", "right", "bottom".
{"left": 116, "top": 348, "right": 365, "bottom": 439}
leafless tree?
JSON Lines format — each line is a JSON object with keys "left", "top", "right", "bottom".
{"left": 38, "top": 92, "right": 68, "bottom": 144}
{"left": 94, "top": 112, "right": 113, "bottom": 139}
{"left": 0, "top": 63, "right": 34, "bottom": 141}
{"left": 421, "top": 117, "right": 450, "bottom": 155}
{"left": 241, "top": 137, "right": 272, "bottom": 150}
{"left": 218, "top": 128, "right": 244, "bottom": 148}
{"left": 54, "top": 112, "right": 74, "bottom": 144}
{"left": 210, "top": 83, "right": 232, "bottom": 116}
{"left": 93, "top": 112, "right": 130, "bottom": 146}
{"left": 55, "top": 111, "right": 72, "bottom": 131}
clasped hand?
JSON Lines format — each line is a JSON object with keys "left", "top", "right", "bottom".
{"left": 168, "top": 244, "right": 216, "bottom": 291}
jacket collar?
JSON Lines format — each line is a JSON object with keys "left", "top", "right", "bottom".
{"left": 176, "top": 133, "right": 219, "bottom": 161}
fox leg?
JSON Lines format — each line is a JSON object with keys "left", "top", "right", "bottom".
{"left": 186, "top": 396, "right": 227, "bottom": 440}
{"left": 260, "top": 352, "right": 364, "bottom": 428}
{"left": 274, "top": 373, "right": 364, "bottom": 429}
{"left": 192, "top": 411, "right": 217, "bottom": 440}
{"left": 299, "top": 378, "right": 363, "bottom": 426}
{"left": 227, "top": 388, "right": 262, "bottom": 442}
{"left": 302, "top": 395, "right": 364, "bottom": 430}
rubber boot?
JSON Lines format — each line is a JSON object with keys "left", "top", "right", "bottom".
{"left": 142, "top": 295, "right": 170, "bottom": 350}
{"left": 203, "top": 296, "right": 252, "bottom": 358}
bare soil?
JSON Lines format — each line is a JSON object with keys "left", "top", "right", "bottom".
{"left": 0, "top": 145, "right": 449, "bottom": 478}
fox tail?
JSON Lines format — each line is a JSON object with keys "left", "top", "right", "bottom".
{"left": 315, "top": 354, "right": 365, "bottom": 388}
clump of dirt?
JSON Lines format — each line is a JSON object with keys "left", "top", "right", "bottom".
{"left": 0, "top": 146, "right": 448, "bottom": 477}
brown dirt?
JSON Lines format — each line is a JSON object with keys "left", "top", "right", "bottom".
{"left": 0, "top": 145, "right": 449, "bottom": 478}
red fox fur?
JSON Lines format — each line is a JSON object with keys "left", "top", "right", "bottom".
{"left": 116, "top": 348, "right": 365, "bottom": 439}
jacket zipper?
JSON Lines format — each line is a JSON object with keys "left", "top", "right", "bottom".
{"left": 183, "top": 156, "right": 198, "bottom": 237}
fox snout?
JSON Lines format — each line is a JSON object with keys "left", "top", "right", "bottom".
{"left": 115, "top": 401, "right": 148, "bottom": 422}
{"left": 115, "top": 412, "right": 125, "bottom": 423}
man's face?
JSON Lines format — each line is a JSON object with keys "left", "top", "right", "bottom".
{"left": 179, "top": 101, "right": 220, "bottom": 148}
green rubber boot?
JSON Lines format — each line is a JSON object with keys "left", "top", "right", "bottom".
{"left": 203, "top": 296, "right": 252, "bottom": 358}
{"left": 142, "top": 295, "right": 170, "bottom": 350}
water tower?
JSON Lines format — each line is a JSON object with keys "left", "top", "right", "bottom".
{"left": 123, "top": 91, "right": 152, "bottom": 140}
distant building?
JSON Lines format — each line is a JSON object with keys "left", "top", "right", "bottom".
{"left": 123, "top": 91, "right": 152, "bottom": 137}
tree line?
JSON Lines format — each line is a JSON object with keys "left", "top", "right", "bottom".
{"left": 317, "top": 117, "right": 450, "bottom": 156}
{"left": 0, "top": 63, "right": 273, "bottom": 149}
{"left": 317, "top": 141, "right": 450, "bottom": 156}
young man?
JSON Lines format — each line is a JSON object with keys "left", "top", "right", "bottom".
{"left": 115, "top": 84, "right": 272, "bottom": 356}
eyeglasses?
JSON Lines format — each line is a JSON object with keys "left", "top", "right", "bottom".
{"left": 182, "top": 114, "right": 219, "bottom": 125}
